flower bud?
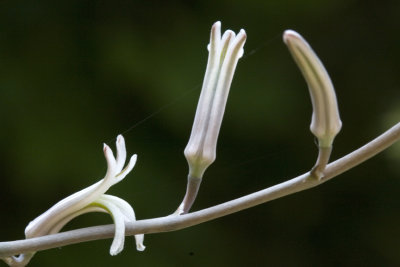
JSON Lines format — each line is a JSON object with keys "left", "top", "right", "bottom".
{"left": 283, "top": 30, "right": 342, "bottom": 148}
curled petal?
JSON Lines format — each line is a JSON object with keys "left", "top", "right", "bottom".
{"left": 100, "top": 195, "right": 145, "bottom": 251}
{"left": 39, "top": 195, "right": 144, "bottom": 255}
{"left": 135, "top": 235, "right": 146, "bottom": 252}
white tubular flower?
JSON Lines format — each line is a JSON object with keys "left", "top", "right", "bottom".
{"left": 8, "top": 135, "right": 144, "bottom": 267}
{"left": 283, "top": 30, "right": 342, "bottom": 148}
{"left": 177, "top": 21, "right": 246, "bottom": 214}
{"left": 185, "top": 21, "right": 246, "bottom": 179}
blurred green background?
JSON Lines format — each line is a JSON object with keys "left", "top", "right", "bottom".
{"left": 1, "top": 0, "right": 400, "bottom": 266}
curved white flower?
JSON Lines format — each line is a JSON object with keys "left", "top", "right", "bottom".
{"left": 283, "top": 30, "right": 342, "bottom": 179}
{"left": 283, "top": 30, "right": 342, "bottom": 148}
{"left": 8, "top": 135, "right": 144, "bottom": 266}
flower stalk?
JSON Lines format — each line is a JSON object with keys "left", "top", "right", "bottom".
{"left": 177, "top": 22, "right": 247, "bottom": 214}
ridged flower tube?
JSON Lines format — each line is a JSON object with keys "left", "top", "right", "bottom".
{"left": 177, "top": 21, "right": 247, "bottom": 214}
{"left": 4, "top": 135, "right": 144, "bottom": 267}
{"left": 284, "top": 30, "right": 342, "bottom": 178}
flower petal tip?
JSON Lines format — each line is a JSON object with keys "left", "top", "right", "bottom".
{"left": 223, "top": 29, "right": 235, "bottom": 37}
{"left": 109, "top": 246, "right": 123, "bottom": 256}
{"left": 130, "top": 154, "right": 137, "bottom": 163}
{"left": 116, "top": 134, "right": 125, "bottom": 145}
{"left": 125, "top": 154, "right": 137, "bottom": 172}
{"left": 212, "top": 21, "right": 221, "bottom": 29}
{"left": 136, "top": 243, "right": 146, "bottom": 252}
{"left": 135, "top": 234, "right": 146, "bottom": 251}
{"left": 283, "top": 30, "right": 301, "bottom": 44}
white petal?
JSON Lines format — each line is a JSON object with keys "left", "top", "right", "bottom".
{"left": 93, "top": 198, "right": 127, "bottom": 255}
{"left": 40, "top": 194, "right": 145, "bottom": 254}
{"left": 99, "top": 195, "right": 133, "bottom": 219}
{"left": 114, "top": 154, "right": 137, "bottom": 184}
{"left": 115, "top": 135, "right": 127, "bottom": 173}
{"left": 104, "top": 144, "right": 117, "bottom": 176}
{"left": 99, "top": 195, "right": 145, "bottom": 251}
{"left": 134, "top": 234, "right": 146, "bottom": 252}
{"left": 218, "top": 30, "right": 234, "bottom": 64}
{"left": 47, "top": 206, "right": 106, "bottom": 235}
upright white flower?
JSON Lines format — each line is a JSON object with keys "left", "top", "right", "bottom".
{"left": 177, "top": 21, "right": 247, "bottom": 214}
{"left": 6, "top": 135, "right": 144, "bottom": 267}
{"left": 283, "top": 30, "right": 342, "bottom": 178}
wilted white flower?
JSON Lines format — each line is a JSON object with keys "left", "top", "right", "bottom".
{"left": 7, "top": 135, "right": 144, "bottom": 266}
